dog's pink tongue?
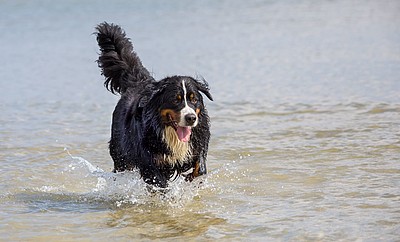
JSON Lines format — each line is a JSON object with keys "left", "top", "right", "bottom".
{"left": 176, "top": 126, "right": 192, "bottom": 142}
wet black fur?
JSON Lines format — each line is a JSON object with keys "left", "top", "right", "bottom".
{"left": 95, "top": 22, "right": 213, "bottom": 187}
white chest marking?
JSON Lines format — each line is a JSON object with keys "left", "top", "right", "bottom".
{"left": 161, "top": 126, "right": 191, "bottom": 165}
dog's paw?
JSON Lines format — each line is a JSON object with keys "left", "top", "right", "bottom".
{"left": 183, "top": 173, "right": 195, "bottom": 182}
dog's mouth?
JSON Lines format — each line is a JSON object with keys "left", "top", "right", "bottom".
{"left": 166, "top": 113, "right": 192, "bottom": 142}
{"left": 176, "top": 126, "right": 192, "bottom": 142}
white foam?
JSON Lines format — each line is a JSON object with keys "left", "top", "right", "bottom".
{"left": 46, "top": 149, "right": 210, "bottom": 208}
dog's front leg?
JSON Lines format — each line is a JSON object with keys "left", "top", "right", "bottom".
{"left": 184, "top": 157, "right": 207, "bottom": 182}
{"left": 141, "top": 166, "right": 168, "bottom": 188}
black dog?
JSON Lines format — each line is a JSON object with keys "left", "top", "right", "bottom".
{"left": 95, "top": 22, "right": 213, "bottom": 188}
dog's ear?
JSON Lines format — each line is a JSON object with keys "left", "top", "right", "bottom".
{"left": 145, "top": 82, "right": 167, "bottom": 105}
{"left": 194, "top": 77, "right": 213, "bottom": 101}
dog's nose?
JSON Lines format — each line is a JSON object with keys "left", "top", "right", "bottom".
{"left": 185, "top": 114, "right": 197, "bottom": 125}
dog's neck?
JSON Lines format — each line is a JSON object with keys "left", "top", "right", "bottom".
{"left": 159, "top": 126, "right": 192, "bottom": 166}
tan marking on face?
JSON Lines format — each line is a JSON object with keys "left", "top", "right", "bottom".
{"left": 160, "top": 109, "right": 180, "bottom": 123}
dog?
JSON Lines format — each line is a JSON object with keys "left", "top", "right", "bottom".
{"left": 95, "top": 22, "right": 213, "bottom": 188}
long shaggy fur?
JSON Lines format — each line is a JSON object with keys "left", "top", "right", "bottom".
{"left": 96, "top": 22, "right": 154, "bottom": 94}
{"left": 95, "top": 22, "right": 213, "bottom": 188}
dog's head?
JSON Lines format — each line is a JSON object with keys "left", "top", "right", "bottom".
{"left": 154, "top": 76, "right": 213, "bottom": 143}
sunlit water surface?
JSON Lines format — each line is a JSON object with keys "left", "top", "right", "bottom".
{"left": 1, "top": 0, "right": 399, "bottom": 241}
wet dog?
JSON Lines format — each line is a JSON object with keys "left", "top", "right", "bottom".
{"left": 95, "top": 22, "right": 213, "bottom": 188}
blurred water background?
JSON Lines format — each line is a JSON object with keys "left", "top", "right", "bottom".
{"left": 0, "top": 0, "right": 399, "bottom": 240}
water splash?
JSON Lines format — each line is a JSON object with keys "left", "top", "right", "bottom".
{"left": 30, "top": 148, "right": 209, "bottom": 208}
{"left": 64, "top": 147, "right": 104, "bottom": 174}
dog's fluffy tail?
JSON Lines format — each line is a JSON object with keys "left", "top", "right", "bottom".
{"left": 96, "top": 22, "right": 153, "bottom": 94}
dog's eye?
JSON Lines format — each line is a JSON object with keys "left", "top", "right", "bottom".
{"left": 189, "top": 93, "right": 197, "bottom": 104}
{"left": 176, "top": 94, "right": 182, "bottom": 103}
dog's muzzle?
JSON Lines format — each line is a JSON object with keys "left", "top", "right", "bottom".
{"left": 166, "top": 113, "right": 194, "bottom": 143}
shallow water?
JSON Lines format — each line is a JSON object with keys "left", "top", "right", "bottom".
{"left": 1, "top": 0, "right": 400, "bottom": 241}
